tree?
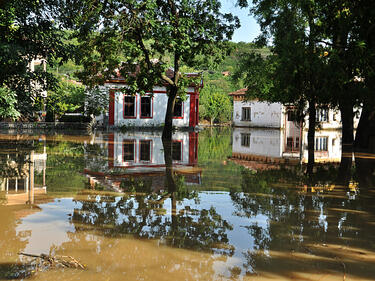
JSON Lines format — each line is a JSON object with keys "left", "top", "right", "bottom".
{"left": 238, "top": 0, "right": 375, "bottom": 171}
{"left": 84, "top": 86, "right": 110, "bottom": 117}
{"left": 236, "top": 0, "right": 330, "bottom": 175}
{"left": 0, "top": 0, "right": 72, "bottom": 118}
{"left": 45, "top": 78, "right": 85, "bottom": 120}
{"left": 0, "top": 87, "right": 20, "bottom": 121}
{"left": 70, "top": 0, "right": 239, "bottom": 140}
{"left": 200, "top": 84, "right": 232, "bottom": 125}
{"left": 351, "top": 0, "right": 375, "bottom": 151}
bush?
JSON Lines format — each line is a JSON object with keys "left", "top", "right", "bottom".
{"left": 0, "top": 87, "right": 20, "bottom": 121}
{"left": 199, "top": 84, "right": 232, "bottom": 125}
{"left": 46, "top": 78, "right": 85, "bottom": 120}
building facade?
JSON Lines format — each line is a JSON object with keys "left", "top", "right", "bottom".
{"left": 229, "top": 88, "right": 360, "bottom": 130}
{"left": 229, "top": 89, "right": 286, "bottom": 128}
{"left": 96, "top": 72, "right": 202, "bottom": 128}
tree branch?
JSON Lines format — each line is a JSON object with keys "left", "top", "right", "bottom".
{"left": 135, "top": 28, "right": 153, "bottom": 71}
{"left": 161, "top": 74, "right": 174, "bottom": 85}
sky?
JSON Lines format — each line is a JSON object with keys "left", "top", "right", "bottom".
{"left": 220, "top": 0, "right": 261, "bottom": 43}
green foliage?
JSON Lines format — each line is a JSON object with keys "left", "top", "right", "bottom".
{"left": 49, "top": 59, "right": 83, "bottom": 79}
{"left": 85, "top": 86, "right": 110, "bottom": 117}
{"left": 232, "top": 52, "right": 277, "bottom": 102}
{"left": 236, "top": 0, "right": 375, "bottom": 110}
{"left": 45, "top": 78, "right": 85, "bottom": 120}
{"left": 221, "top": 42, "right": 270, "bottom": 73}
{"left": 0, "top": 0, "right": 72, "bottom": 118}
{"left": 39, "top": 140, "right": 87, "bottom": 193}
{"left": 71, "top": 0, "right": 240, "bottom": 132}
{"left": 198, "top": 128, "right": 243, "bottom": 191}
{"left": 199, "top": 85, "right": 232, "bottom": 124}
{"left": 0, "top": 87, "right": 20, "bottom": 120}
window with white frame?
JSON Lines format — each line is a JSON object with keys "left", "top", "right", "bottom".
{"left": 315, "top": 137, "right": 328, "bottom": 151}
{"left": 241, "top": 133, "right": 251, "bottom": 147}
{"left": 316, "top": 108, "right": 329, "bottom": 122}
{"left": 241, "top": 107, "right": 251, "bottom": 121}
{"left": 286, "top": 137, "right": 300, "bottom": 151}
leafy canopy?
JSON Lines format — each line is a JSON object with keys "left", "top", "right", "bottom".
{"left": 0, "top": 0, "right": 73, "bottom": 117}
{"left": 72, "top": 0, "right": 240, "bottom": 96}
{"left": 0, "top": 87, "right": 20, "bottom": 121}
{"left": 200, "top": 84, "right": 232, "bottom": 124}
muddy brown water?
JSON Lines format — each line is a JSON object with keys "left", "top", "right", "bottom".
{"left": 0, "top": 129, "right": 375, "bottom": 280}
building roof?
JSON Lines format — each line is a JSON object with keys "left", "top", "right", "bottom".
{"left": 228, "top": 88, "right": 247, "bottom": 96}
{"left": 228, "top": 88, "right": 260, "bottom": 102}
{"left": 106, "top": 67, "right": 202, "bottom": 88}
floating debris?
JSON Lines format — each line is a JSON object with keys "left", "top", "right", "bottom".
{"left": 18, "top": 252, "right": 86, "bottom": 270}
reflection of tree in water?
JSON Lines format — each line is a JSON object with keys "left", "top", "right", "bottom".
{"left": 71, "top": 138, "right": 233, "bottom": 255}
{"left": 71, "top": 192, "right": 233, "bottom": 254}
{"left": 0, "top": 140, "right": 34, "bottom": 180}
{"left": 83, "top": 140, "right": 109, "bottom": 172}
{"left": 355, "top": 153, "right": 375, "bottom": 190}
{"left": 230, "top": 166, "right": 375, "bottom": 276}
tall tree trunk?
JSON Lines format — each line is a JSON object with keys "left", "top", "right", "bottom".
{"left": 306, "top": 10, "right": 317, "bottom": 176}
{"left": 306, "top": 98, "right": 316, "bottom": 175}
{"left": 162, "top": 136, "right": 178, "bottom": 226}
{"left": 355, "top": 152, "right": 375, "bottom": 190}
{"left": 337, "top": 98, "right": 354, "bottom": 185}
{"left": 162, "top": 87, "right": 178, "bottom": 141}
{"left": 354, "top": 103, "right": 375, "bottom": 151}
{"left": 162, "top": 136, "right": 176, "bottom": 192}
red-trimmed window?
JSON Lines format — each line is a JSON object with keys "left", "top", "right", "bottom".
{"left": 140, "top": 96, "right": 152, "bottom": 118}
{"left": 123, "top": 140, "right": 135, "bottom": 161}
{"left": 173, "top": 98, "right": 183, "bottom": 118}
{"left": 172, "top": 140, "right": 182, "bottom": 161}
{"left": 124, "top": 96, "right": 136, "bottom": 118}
{"left": 139, "top": 140, "right": 152, "bottom": 162}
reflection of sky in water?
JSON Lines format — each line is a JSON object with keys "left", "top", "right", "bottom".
{"left": 16, "top": 198, "right": 81, "bottom": 254}
{"left": 14, "top": 191, "right": 271, "bottom": 278}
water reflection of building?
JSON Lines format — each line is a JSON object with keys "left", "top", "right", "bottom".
{"left": 232, "top": 127, "right": 343, "bottom": 165}
{"left": 0, "top": 146, "right": 47, "bottom": 206}
{"left": 84, "top": 131, "right": 201, "bottom": 192}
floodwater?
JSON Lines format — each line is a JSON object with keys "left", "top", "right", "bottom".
{"left": 1, "top": 128, "right": 375, "bottom": 280}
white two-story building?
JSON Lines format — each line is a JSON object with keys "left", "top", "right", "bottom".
{"left": 229, "top": 88, "right": 360, "bottom": 164}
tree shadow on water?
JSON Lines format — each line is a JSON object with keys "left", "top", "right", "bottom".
{"left": 0, "top": 262, "right": 35, "bottom": 280}
{"left": 69, "top": 137, "right": 234, "bottom": 256}
{"left": 229, "top": 162, "right": 375, "bottom": 279}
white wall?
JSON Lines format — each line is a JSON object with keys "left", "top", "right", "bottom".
{"left": 97, "top": 84, "right": 194, "bottom": 127}
{"left": 233, "top": 100, "right": 283, "bottom": 128}
{"left": 304, "top": 107, "right": 361, "bottom": 129}
{"left": 232, "top": 100, "right": 360, "bottom": 131}
{"left": 232, "top": 127, "right": 283, "bottom": 158}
